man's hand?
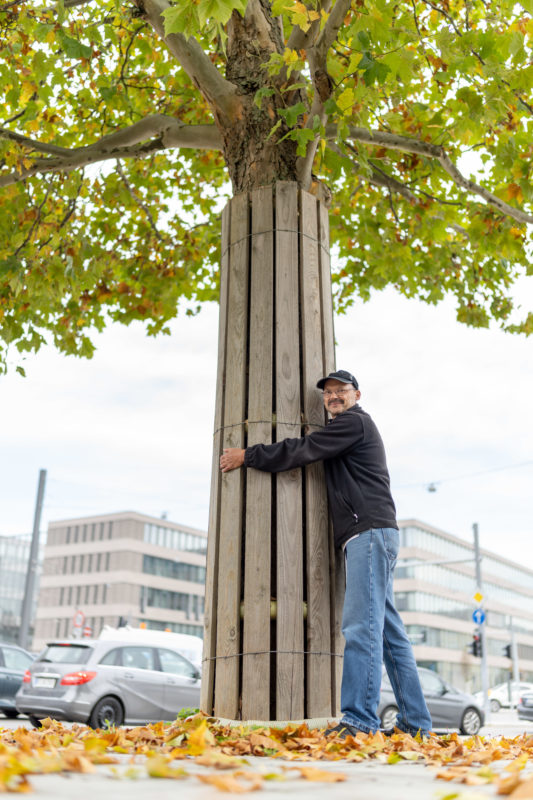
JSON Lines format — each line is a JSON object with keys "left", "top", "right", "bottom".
{"left": 220, "top": 448, "right": 245, "bottom": 472}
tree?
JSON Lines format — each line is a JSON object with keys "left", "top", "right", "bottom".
{"left": 1, "top": 0, "right": 531, "bottom": 720}
{"left": 0, "top": 0, "right": 531, "bottom": 370}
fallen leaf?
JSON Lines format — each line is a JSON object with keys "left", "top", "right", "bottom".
{"left": 197, "top": 770, "right": 263, "bottom": 793}
{"left": 292, "top": 766, "right": 347, "bottom": 782}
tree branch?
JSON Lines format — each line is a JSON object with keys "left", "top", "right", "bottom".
{"left": 314, "top": 0, "right": 353, "bottom": 67}
{"left": 0, "top": 127, "right": 72, "bottom": 157}
{"left": 116, "top": 159, "right": 165, "bottom": 242}
{"left": 286, "top": 0, "right": 333, "bottom": 52}
{"left": 0, "top": 118, "right": 222, "bottom": 187}
{"left": 331, "top": 125, "right": 533, "bottom": 225}
{"left": 138, "top": 0, "right": 241, "bottom": 124}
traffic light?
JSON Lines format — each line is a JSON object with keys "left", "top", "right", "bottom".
{"left": 503, "top": 644, "right": 512, "bottom": 658}
{"left": 468, "top": 632, "right": 482, "bottom": 657}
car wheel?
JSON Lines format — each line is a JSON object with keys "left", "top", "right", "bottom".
{"left": 460, "top": 707, "right": 482, "bottom": 736}
{"left": 380, "top": 705, "right": 399, "bottom": 729}
{"left": 490, "top": 699, "right": 501, "bottom": 713}
{"left": 89, "top": 696, "right": 124, "bottom": 729}
{"left": 1, "top": 709, "right": 19, "bottom": 719}
{"left": 28, "top": 715, "right": 42, "bottom": 728}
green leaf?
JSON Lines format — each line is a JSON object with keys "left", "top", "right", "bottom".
{"left": 163, "top": 4, "right": 200, "bottom": 36}
{"left": 362, "top": 60, "right": 390, "bottom": 86}
{"left": 254, "top": 86, "right": 276, "bottom": 109}
{"left": 197, "top": 0, "right": 246, "bottom": 28}
{"left": 57, "top": 30, "right": 92, "bottom": 60}
{"left": 337, "top": 87, "right": 354, "bottom": 112}
{"left": 278, "top": 101, "right": 306, "bottom": 127}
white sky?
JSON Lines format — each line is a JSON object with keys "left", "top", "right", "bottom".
{"left": 1, "top": 283, "right": 532, "bottom": 568}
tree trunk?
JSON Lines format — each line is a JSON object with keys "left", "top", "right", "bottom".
{"left": 201, "top": 181, "right": 344, "bottom": 721}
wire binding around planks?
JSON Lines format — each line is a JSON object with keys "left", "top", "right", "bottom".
{"left": 220, "top": 228, "right": 330, "bottom": 261}
{"left": 203, "top": 649, "right": 343, "bottom": 661}
{"left": 213, "top": 420, "right": 325, "bottom": 436}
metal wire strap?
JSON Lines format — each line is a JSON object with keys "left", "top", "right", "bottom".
{"left": 221, "top": 228, "right": 329, "bottom": 260}
{"left": 203, "top": 649, "right": 343, "bottom": 662}
{"left": 213, "top": 420, "right": 325, "bottom": 437}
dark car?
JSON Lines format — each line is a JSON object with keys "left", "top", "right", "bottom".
{"left": 517, "top": 692, "right": 533, "bottom": 722}
{"left": 16, "top": 638, "right": 201, "bottom": 728}
{"left": 378, "top": 667, "right": 485, "bottom": 735}
{"left": 0, "top": 643, "right": 35, "bottom": 718}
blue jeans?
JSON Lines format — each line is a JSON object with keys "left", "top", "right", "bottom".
{"left": 340, "top": 528, "right": 432, "bottom": 735}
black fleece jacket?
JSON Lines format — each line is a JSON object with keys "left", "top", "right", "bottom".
{"left": 244, "top": 404, "right": 397, "bottom": 550}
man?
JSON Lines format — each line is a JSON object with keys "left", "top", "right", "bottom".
{"left": 220, "top": 369, "right": 432, "bottom": 738}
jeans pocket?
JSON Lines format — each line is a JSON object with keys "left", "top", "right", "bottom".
{"left": 382, "top": 528, "right": 399, "bottom": 567}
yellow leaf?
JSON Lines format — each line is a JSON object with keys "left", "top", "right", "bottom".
{"left": 505, "top": 753, "right": 529, "bottom": 772}
{"left": 186, "top": 719, "right": 216, "bottom": 755}
{"left": 508, "top": 776, "right": 533, "bottom": 798}
{"left": 294, "top": 766, "right": 347, "bottom": 782}
{"left": 197, "top": 770, "right": 263, "bottom": 793}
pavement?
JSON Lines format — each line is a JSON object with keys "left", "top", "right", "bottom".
{"left": 1, "top": 711, "right": 532, "bottom": 800}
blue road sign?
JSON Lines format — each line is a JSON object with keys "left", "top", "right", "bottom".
{"left": 472, "top": 608, "right": 485, "bottom": 625}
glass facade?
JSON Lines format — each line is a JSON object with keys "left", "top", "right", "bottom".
{"left": 143, "top": 555, "right": 206, "bottom": 584}
{"left": 144, "top": 523, "right": 207, "bottom": 554}
{"left": 396, "top": 523, "right": 533, "bottom": 689}
{"left": 0, "top": 533, "right": 43, "bottom": 644}
{"left": 145, "top": 586, "right": 205, "bottom": 616}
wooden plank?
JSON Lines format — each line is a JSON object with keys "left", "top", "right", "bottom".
{"left": 214, "top": 191, "right": 249, "bottom": 719}
{"left": 318, "top": 201, "right": 343, "bottom": 712}
{"left": 201, "top": 203, "right": 231, "bottom": 714}
{"left": 318, "top": 202, "right": 335, "bottom": 374}
{"left": 242, "top": 186, "right": 274, "bottom": 721}
{"left": 330, "top": 532, "right": 345, "bottom": 716}
{"left": 275, "top": 182, "right": 304, "bottom": 720}
{"left": 300, "top": 190, "right": 332, "bottom": 717}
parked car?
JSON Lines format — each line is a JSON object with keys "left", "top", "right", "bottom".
{"left": 378, "top": 667, "right": 484, "bottom": 735}
{"left": 16, "top": 638, "right": 201, "bottom": 728}
{"left": 98, "top": 626, "right": 203, "bottom": 671}
{"left": 0, "top": 643, "right": 35, "bottom": 718}
{"left": 517, "top": 692, "right": 533, "bottom": 722}
{"left": 473, "top": 681, "right": 533, "bottom": 712}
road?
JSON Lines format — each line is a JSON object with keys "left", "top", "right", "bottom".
{"left": 0, "top": 710, "right": 531, "bottom": 800}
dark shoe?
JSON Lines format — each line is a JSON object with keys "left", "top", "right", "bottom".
{"left": 381, "top": 727, "right": 430, "bottom": 739}
{"left": 325, "top": 721, "right": 361, "bottom": 739}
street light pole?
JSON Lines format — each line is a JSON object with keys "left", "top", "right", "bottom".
{"left": 473, "top": 522, "right": 490, "bottom": 723}
{"left": 18, "top": 469, "right": 47, "bottom": 651}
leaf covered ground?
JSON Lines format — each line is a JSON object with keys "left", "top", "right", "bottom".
{"left": 0, "top": 714, "right": 532, "bottom": 795}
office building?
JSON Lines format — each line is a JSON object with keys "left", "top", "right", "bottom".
{"left": 34, "top": 511, "right": 207, "bottom": 650}
{"left": 397, "top": 519, "right": 533, "bottom": 692}
{"left": 33, "top": 512, "right": 533, "bottom": 693}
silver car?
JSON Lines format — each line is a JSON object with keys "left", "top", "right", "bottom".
{"left": 16, "top": 639, "right": 201, "bottom": 728}
{"left": 378, "top": 667, "right": 485, "bottom": 735}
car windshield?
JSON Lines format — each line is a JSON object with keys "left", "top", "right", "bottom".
{"left": 40, "top": 644, "right": 92, "bottom": 664}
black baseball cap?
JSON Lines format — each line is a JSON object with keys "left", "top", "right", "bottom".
{"left": 316, "top": 370, "right": 359, "bottom": 390}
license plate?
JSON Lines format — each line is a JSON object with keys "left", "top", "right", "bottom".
{"left": 34, "top": 677, "right": 56, "bottom": 688}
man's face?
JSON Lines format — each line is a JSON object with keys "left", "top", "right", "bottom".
{"left": 322, "top": 379, "right": 360, "bottom": 418}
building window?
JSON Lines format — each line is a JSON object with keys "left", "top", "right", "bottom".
{"left": 145, "top": 586, "right": 193, "bottom": 613}
{"left": 142, "top": 555, "right": 206, "bottom": 584}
